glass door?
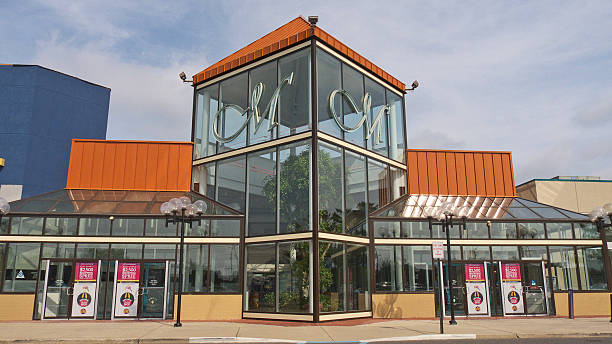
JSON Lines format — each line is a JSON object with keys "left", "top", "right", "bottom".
{"left": 139, "top": 261, "right": 168, "bottom": 319}
{"left": 42, "top": 260, "right": 73, "bottom": 319}
{"left": 442, "top": 262, "right": 466, "bottom": 316}
{"left": 522, "top": 261, "right": 548, "bottom": 315}
{"left": 486, "top": 262, "right": 504, "bottom": 316}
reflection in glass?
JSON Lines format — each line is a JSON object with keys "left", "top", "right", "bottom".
{"left": 146, "top": 219, "right": 176, "bottom": 236}
{"left": 576, "top": 247, "right": 607, "bottom": 290}
{"left": 9, "top": 217, "right": 43, "bottom": 235}
{"left": 219, "top": 72, "right": 248, "bottom": 152}
{"left": 342, "top": 64, "right": 365, "bottom": 147}
{"left": 490, "top": 222, "right": 517, "bottom": 239}
{"left": 574, "top": 223, "right": 599, "bottom": 239}
{"left": 318, "top": 143, "right": 343, "bottom": 234}
{"left": 345, "top": 151, "right": 367, "bottom": 236}
{"left": 249, "top": 61, "right": 277, "bottom": 145}
{"left": 373, "top": 221, "right": 401, "bottom": 238}
{"left": 365, "top": 77, "right": 388, "bottom": 157}
{"left": 518, "top": 223, "right": 545, "bottom": 239}
{"left": 143, "top": 244, "right": 175, "bottom": 259}
{"left": 521, "top": 246, "right": 547, "bottom": 260}
{"left": 462, "top": 246, "right": 491, "bottom": 260}
{"left": 387, "top": 90, "right": 406, "bottom": 163}
{"left": 76, "top": 243, "right": 109, "bottom": 259}
{"left": 278, "top": 141, "right": 311, "bottom": 233}
{"left": 216, "top": 156, "right": 246, "bottom": 213}
{"left": 402, "top": 221, "right": 430, "bottom": 238}
{"left": 389, "top": 166, "right": 407, "bottom": 202}
{"left": 210, "top": 245, "right": 239, "bottom": 292}
{"left": 368, "top": 159, "right": 389, "bottom": 212}
{"left": 192, "top": 162, "right": 215, "bottom": 199}
{"left": 44, "top": 217, "right": 77, "bottom": 235}
{"left": 464, "top": 222, "right": 489, "bottom": 239}
{"left": 347, "top": 244, "right": 369, "bottom": 311}
{"left": 248, "top": 148, "right": 276, "bottom": 236}
{"left": 403, "top": 246, "right": 433, "bottom": 291}
{"left": 375, "top": 246, "right": 402, "bottom": 291}
{"left": 109, "top": 244, "right": 142, "bottom": 260}
{"left": 549, "top": 246, "right": 578, "bottom": 290}
{"left": 278, "top": 240, "right": 312, "bottom": 313}
{"left": 41, "top": 243, "right": 74, "bottom": 259}
{"left": 193, "top": 84, "right": 219, "bottom": 159}
{"left": 184, "top": 244, "right": 209, "bottom": 292}
{"left": 317, "top": 48, "right": 342, "bottom": 138}
{"left": 2, "top": 243, "right": 40, "bottom": 292}
{"left": 491, "top": 246, "right": 519, "bottom": 260}
{"left": 546, "top": 223, "right": 573, "bottom": 239}
{"left": 319, "top": 241, "right": 344, "bottom": 312}
{"left": 211, "top": 219, "right": 241, "bottom": 237}
{"left": 278, "top": 48, "right": 311, "bottom": 138}
{"left": 112, "top": 218, "right": 144, "bottom": 236}
{"left": 246, "top": 243, "right": 276, "bottom": 312}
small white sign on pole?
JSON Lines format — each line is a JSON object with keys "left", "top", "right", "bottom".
{"left": 432, "top": 241, "right": 444, "bottom": 260}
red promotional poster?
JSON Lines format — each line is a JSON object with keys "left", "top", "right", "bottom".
{"left": 501, "top": 263, "right": 522, "bottom": 281}
{"left": 117, "top": 263, "right": 140, "bottom": 282}
{"left": 464, "top": 264, "right": 485, "bottom": 282}
{"left": 74, "top": 262, "right": 98, "bottom": 282}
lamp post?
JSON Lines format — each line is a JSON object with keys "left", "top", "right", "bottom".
{"left": 428, "top": 201, "right": 466, "bottom": 325}
{"left": 161, "top": 197, "right": 206, "bottom": 327}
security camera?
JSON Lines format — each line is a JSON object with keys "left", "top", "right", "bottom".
{"left": 179, "top": 71, "right": 187, "bottom": 82}
{"left": 308, "top": 16, "right": 318, "bottom": 27}
{"left": 406, "top": 80, "right": 419, "bottom": 91}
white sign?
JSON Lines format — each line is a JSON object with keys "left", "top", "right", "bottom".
{"left": 502, "top": 281, "right": 524, "bottom": 314}
{"left": 466, "top": 282, "right": 488, "bottom": 315}
{"left": 71, "top": 282, "right": 97, "bottom": 317}
{"left": 432, "top": 241, "right": 444, "bottom": 259}
{"left": 114, "top": 282, "right": 139, "bottom": 317}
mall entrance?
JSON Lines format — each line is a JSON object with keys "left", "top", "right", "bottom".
{"left": 437, "top": 260, "right": 549, "bottom": 317}
{"left": 40, "top": 259, "right": 172, "bottom": 320}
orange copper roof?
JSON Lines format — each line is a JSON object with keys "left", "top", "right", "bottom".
{"left": 193, "top": 16, "right": 405, "bottom": 91}
{"left": 406, "top": 149, "right": 516, "bottom": 197}
{"left": 66, "top": 139, "right": 193, "bottom": 192}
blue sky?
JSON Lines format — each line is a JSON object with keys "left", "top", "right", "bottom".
{"left": 1, "top": 1, "right": 611, "bottom": 184}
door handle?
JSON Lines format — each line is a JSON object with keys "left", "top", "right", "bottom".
{"left": 66, "top": 287, "right": 74, "bottom": 295}
{"left": 138, "top": 288, "right": 144, "bottom": 296}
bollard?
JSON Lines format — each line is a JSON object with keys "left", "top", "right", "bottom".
{"left": 568, "top": 289, "right": 574, "bottom": 319}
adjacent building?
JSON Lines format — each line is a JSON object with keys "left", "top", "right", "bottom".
{"left": 0, "top": 64, "right": 110, "bottom": 201}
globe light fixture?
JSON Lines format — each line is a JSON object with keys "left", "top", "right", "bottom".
{"left": 589, "top": 207, "right": 606, "bottom": 223}
{"left": 0, "top": 197, "right": 9, "bottom": 216}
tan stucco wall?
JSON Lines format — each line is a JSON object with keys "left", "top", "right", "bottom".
{"left": 174, "top": 294, "right": 242, "bottom": 320}
{"left": 554, "top": 292, "right": 611, "bottom": 317}
{"left": 0, "top": 294, "right": 34, "bottom": 320}
{"left": 372, "top": 293, "right": 435, "bottom": 318}
{"left": 517, "top": 180, "right": 612, "bottom": 214}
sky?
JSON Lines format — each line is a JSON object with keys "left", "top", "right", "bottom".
{"left": 1, "top": 1, "right": 611, "bottom": 184}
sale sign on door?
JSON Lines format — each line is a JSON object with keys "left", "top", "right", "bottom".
{"left": 114, "top": 263, "right": 141, "bottom": 317}
{"left": 501, "top": 263, "right": 524, "bottom": 314}
{"left": 71, "top": 262, "right": 98, "bottom": 317}
{"left": 464, "top": 264, "right": 488, "bottom": 315}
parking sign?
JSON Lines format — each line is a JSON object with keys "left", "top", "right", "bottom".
{"left": 432, "top": 241, "right": 444, "bottom": 259}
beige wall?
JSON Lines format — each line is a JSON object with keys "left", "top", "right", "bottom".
{"left": 517, "top": 180, "right": 612, "bottom": 213}
{"left": 174, "top": 294, "right": 242, "bottom": 320}
{"left": 0, "top": 294, "right": 34, "bottom": 320}
{"left": 554, "top": 292, "right": 611, "bottom": 317}
{"left": 372, "top": 293, "right": 435, "bottom": 318}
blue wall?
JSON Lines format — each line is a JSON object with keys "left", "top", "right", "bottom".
{"left": 0, "top": 65, "right": 110, "bottom": 199}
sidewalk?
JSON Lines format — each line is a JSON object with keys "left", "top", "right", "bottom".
{"left": 1, "top": 318, "right": 612, "bottom": 343}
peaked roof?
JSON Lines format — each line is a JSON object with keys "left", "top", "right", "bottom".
{"left": 192, "top": 16, "right": 405, "bottom": 91}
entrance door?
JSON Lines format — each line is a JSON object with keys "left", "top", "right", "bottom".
{"left": 441, "top": 262, "right": 467, "bottom": 316}
{"left": 522, "top": 261, "right": 548, "bottom": 315}
{"left": 42, "top": 260, "right": 73, "bottom": 319}
{"left": 112, "top": 261, "right": 169, "bottom": 319}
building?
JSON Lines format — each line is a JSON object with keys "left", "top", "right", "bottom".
{"left": 517, "top": 176, "right": 612, "bottom": 214}
{"left": 0, "top": 17, "right": 610, "bottom": 322}
{"left": 0, "top": 64, "right": 110, "bottom": 201}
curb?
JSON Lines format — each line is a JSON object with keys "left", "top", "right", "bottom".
{"left": 476, "top": 332, "right": 612, "bottom": 340}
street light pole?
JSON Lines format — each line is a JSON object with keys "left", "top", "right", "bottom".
{"left": 443, "top": 214, "right": 457, "bottom": 325}
{"left": 175, "top": 208, "right": 186, "bottom": 327}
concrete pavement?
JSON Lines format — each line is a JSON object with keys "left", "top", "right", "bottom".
{"left": 0, "top": 318, "right": 612, "bottom": 343}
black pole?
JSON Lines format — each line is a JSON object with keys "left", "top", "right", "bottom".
{"left": 445, "top": 217, "right": 457, "bottom": 325}
{"left": 568, "top": 289, "right": 574, "bottom": 319}
{"left": 609, "top": 294, "right": 612, "bottom": 323}
{"left": 438, "top": 258, "right": 444, "bottom": 334}
{"left": 175, "top": 209, "right": 186, "bottom": 327}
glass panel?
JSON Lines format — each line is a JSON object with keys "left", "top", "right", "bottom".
{"left": 462, "top": 246, "right": 491, "bottom": 260}
{"left": 43, "top": 261, "right": 73, "bottom": 318}
{"left": 387, "top": 91, "right": 405, "bottom": 163}
{"left": 342, "top": 64, "right": 366, "bottom": 147}
{"left": 345, "top": 151, "right": 367, "bottom": 236}
{"left": 443, "top": 245, "right": 462, "bottom": 260}
{"left": 517, "top": 223, "right": 545, "bottom": 239}
{"left": 143, "top": 244, "right": 175, "bottom": 260}
{"left": 389, "top": 166, "right": 407, "bottom": 201}
{"left": 247, "top": 148, "right": 276, "bottom": 236}
{"left": 546, "top": 223, "right": 573, "bottom": 239}
{"left": 41, "top": 243, "right": 74, "bottom": 259}
{"left": 278, "top": 141, "right": 311, "bottom": 233}
{"left": 548, "top": 246, "right": 578, "bottom": 290}
{"left": 248, "top": 61, "right": 277, "bottom": 145}
{"left": 465, "top": 222, "right": 489, "bottom": 239}
{"left": 146, "top": 219, "right": 176, "bottom": 237}
{"left": 402, "top": 221, "right": 430, "bottom": 238}
{"left": 18, "top": 200, "right": 56, "bottom": 212}
{"left": 140, "top": 262, "right": 166, "bottom": 318}
{"left": 368, "top": 159, "right": 390, "bottom": 211}
{"left": 184, "top": 244, "right": 209, "bottom": 292}
{"left": 278, "top": 240, "right": 312, "bottom": 313}
{"left": 374, "top": 246, "right": 402, "bottom": 291}
{"left": 278, "top": 48, "right": 311, "bottom": 138}
{"left": 521, "top": 246, "right": 548, "bottom": 260}
{"left": 211, "top": 219, "right": 241, "bottom": 237}
{"left": 490, "top": 222, "right": 517, "bottom": 239}
{"left": 112, "top": 218, "right": 144, "bottom": 236}
{"left": 216, "top": 156, "right": 246, "bottom": 213}
{"left": 44, "top": 217, "right": 77, "bottom": 235}
{"left": 319, "top": 241, "right": 344, "bottom": 312}
{"left": 0, "top": 217, "right": 8, "bottom": 234}
{"left": 219, "top": 72, "right": 248, "bottom": 152}
{"left": 432, "top": 224, "right": 460, "bottom": 239}
{"left": 403, "top": 246, "right": 433, "bottom": 291}
{"left": 347, "top": 244, "right": 369, "bottom": 311}
{"left": 574, "top": 222, "right": 599, "bottom": 239}
{"left": 576, "top": 247, "right": 607, "bottom": 290}
{"left": 76, "top": 243, "right": 109, "bottom": 260}
{"left": 78, "top": 218, "right": 111, "bottom": 236}
{"left": 246, "top": 243, "right": 276, "bottom": 311}
{"left": 186, "top": 219, "right": 209, "bottom": 237}
{"left": 10, "top": 217, "right": 43, "bottom": 235}
{"left": 2, "top": 243, "right": 40, "bottom": 292}
{"left": 193, "top": 84, "right": 219, "bottom": 159}
{"left": 318, "top": 142, "right": 343, "bottom": 234}
{"left": 210, "top": 244, "right": 239, "bottom": 292}
{"left": 317, "top": 48, "right": 342, "bottom": 138}
{"left": 115, "top": 202, "right": 148, "bottom": 214}
{"left": 507, "top": 207, "right": 541, "bottom": 219}
{"left": 192, "top": 163, "right": 216, "bottom": 199}
{"left": 373, "top": 221, "right": 401, "bottom": 238}
{"left": 109, "top": 244, "right": 142, "bottom": 260}
{"left": 365, "top": 77, "right": 388, "bottom": 157}
{"left": 491, "top": 246, "right": 519, "bottom": 260}
{"left": 82, "top": 201, "right": 117, "bottom": 213}
{"left": 531, "top": 207, "right": 567, "bottom": 219}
